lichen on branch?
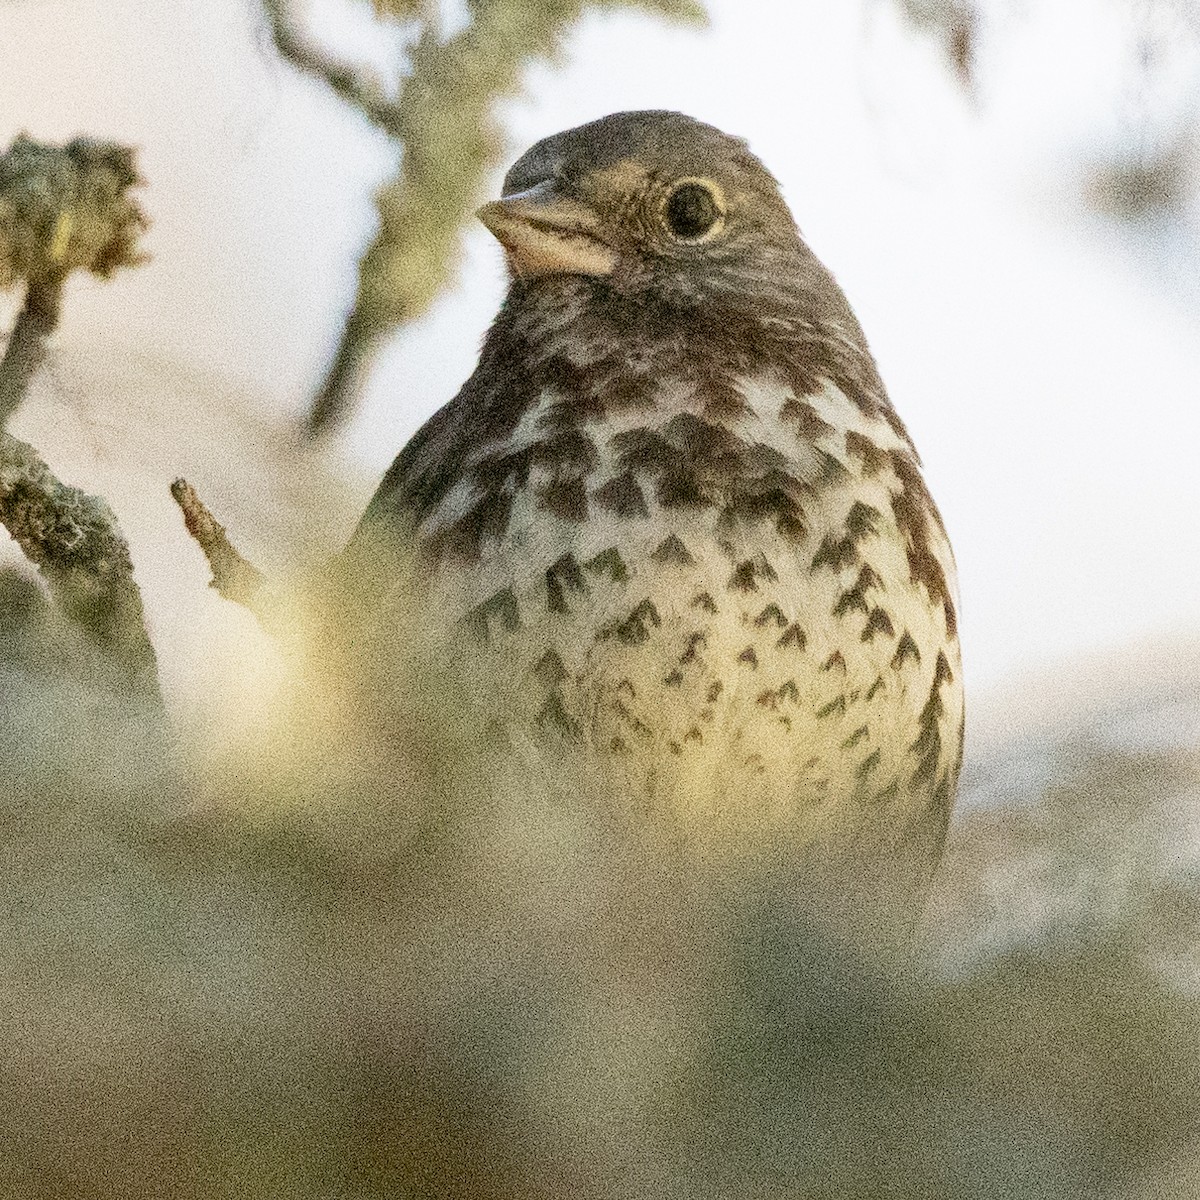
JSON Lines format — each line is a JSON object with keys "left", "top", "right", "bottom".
{"left": 0, "top": 134, "right": 148, "bottom": 426}
{"left": 0, "top": 429, "right": 160, "bottom": 697}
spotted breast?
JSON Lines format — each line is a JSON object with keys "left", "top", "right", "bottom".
{"left": 352, "top": 111, "right": 963, "bottom": 895}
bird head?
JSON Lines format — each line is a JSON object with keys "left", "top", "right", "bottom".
{"left": 477, "top": 111, "right": 810, "bottom": 311}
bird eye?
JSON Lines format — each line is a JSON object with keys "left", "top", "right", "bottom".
{"left": 662, "top": 180, "right": 723, "bottom": 241}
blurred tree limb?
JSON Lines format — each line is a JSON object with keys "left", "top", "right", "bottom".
{"left": 0, "top": 135, "right": 147, "bottom": 426}
{"left": 261, "top": 0, "right": 706, "bottom": 436}
{"left": 0, "top": 430, "right": 160, "bottom": 697}
{"left": 0, "top": 135, "right": 158, "bottom": 697}
{"left": 891, "top": 0, "right": 978, "bottom": 86}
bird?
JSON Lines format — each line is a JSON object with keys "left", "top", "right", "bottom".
{"left": 350, "top": 111, "right": 964, "bottom": 913}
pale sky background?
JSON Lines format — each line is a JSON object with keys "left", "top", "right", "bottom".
{"left": 1, "top": 0, "right": 1199, "bottom": 732}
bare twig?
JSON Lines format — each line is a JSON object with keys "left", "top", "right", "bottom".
{"left": 0, "top": 429, "right": 160, "bottom": 697}
{"left": 170, "top": 478, "right": 275, "bottom": 625}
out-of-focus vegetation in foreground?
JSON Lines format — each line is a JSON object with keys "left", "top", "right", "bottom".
{"left": 3, "top": 4, "right": 1200, "bottom": 1196}
{"left": 1, "top": 558, "right": 1197, "bottom": 1200}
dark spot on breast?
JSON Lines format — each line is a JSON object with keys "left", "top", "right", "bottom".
{"left": 610, "top": 427, "right": 675, "bottom": 474}
{"left": 532, "top": 354, "right": 592, "bottom": 406}
{"left": 533, "top": 428, "right": 598, "bottom": 472}
{"left": 781, "top": 398, "right": 835, "bottom": 440}
{"left": 537, "top": 387, "right": 605, "bottom": 429}
{"left": 592, "top": 472, "right": 649, "bottom": 518}
{"left": 536, "top": 476, "right": 588, "bottom": 522}
{"left": 680, "top": 632, "right": 707, "bottom": 665}
{"left": 584, "top": 547, "right": 629, "bottom": 583}
{"left": 817, "top": 450, "right": 850, "bottom": 485}
{"left": 933, "top": 649, "right": 954, "bottom": 686}
{"left": 697, "top": 375, "right": 751, "bottom": 419}
{"left": 833, "top": 566, "right": 880, "bottom": 617}
{"left": 664, "top": 669, "right": 684, "bottom": 687}
{"left": 464, "top": 587, "right": 521, "bottom": 643}
{"left": 533, "top": 649, "right": 567, "bottom": 688}
{"left": 811, "top": 535, "right": 858, "bottom": 573}
{"left": 822, "top": 650, "right": 847, "bottom": 673}
{"left": 909, "top": 652, "right": 955, "bottom": 792}
{"left": 844, "top": 430, "right": 888, "bottom": 476}
{"left": 738, "top": 647, "right": 759, "bottom": 668}
{"left": 546, "top": 554, "right": 587, "bottom": 614}
{"left": 662, "top": 412, "right": 746, "bottom": 467}
{"left": 842, "top": 725, "right": 869, "bottom": 750}
{"left": 706, "top": 681, "right": 723, "bottom": 703}
{"left": 725, "top": 471, "right": 809, "bottom": 543}
{"left": 811, "top": 505, "right": 883, "bottom": 574}
{"left": 777, "top": 625, "right": 807, "bottom": 650}
{"left": 889, "top": 450, "right": 958, "bottom": 638}
{"left": 728, "top": 554, "right": 778, "bottom": 592}
{"left": 861, "top": 608, "right": 896, "bottom": 642}
{"left": 692, "top": 591, "right": 718, "bottom": 614}
{"left": 777, "top": 680, "right": 800, "bottom": 703}
{"left": 427, "top": 492, "right": 513, "bottom": 563}
{"left": 857, "top": 749, "right": 882, "bottom": 779}
{"left": 536, "top": 691, "right": 580, "bottom": 739}
{"left": 656, "top": 470, "right": 708, "bottom": 510}
{"left": 845, "top": 502, "right": 882, "bottom": 539}
{"left": 591, "top": 367, "right": 654, "bottom": 411}
{"left": 471, "top": 445, "right": 537, "bottom": 492}
{"left": 816, "top": 695, "right": 846, "bottom": 719}
{"left": 755, "top": 603, "right": 787, "bottom": 629}
{"left": 599, "top": 599, "right": 661, "bottom": 646}
{"left": 652, "top": 534, "right": 695, "bottom": 565}
{"left": 891, "top": 631, "right": 921, "bottom": 669}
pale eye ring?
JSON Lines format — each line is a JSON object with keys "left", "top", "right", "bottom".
{"left": 661, "top": 179, "right": 725, "bottom": 242}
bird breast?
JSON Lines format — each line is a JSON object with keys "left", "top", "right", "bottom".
{"left": 417, "top": 369, "right": 963, "bottom": 847}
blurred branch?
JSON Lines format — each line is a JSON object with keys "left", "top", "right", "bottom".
{"left": 0, "top": 134, "right": 148, "bottom": 426}
{"left": 892, "top": 0, "right": 977, "bottom": 86}
{"left": 170, "top": 478, "right": 276, "bottom": 627}
{"left": 0, "top": 271, "right": 64, "bottom": 425}
{"left": 0, "top": 135, "right": 158, "bottom": 697}
{"left": 260, "top": 0, "right": 706, "bottom": 437}
{"left": 261, "top": 0, "right": 408, "bottom": 139}
{"left": 0, "top": 429, "right": 160, "bottom": 697}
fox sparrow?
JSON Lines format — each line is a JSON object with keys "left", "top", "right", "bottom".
{"left": 352, "top": 111, "right": 964, "bottom": 899}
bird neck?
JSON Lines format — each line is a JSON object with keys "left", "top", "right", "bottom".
{"left": 491, "top": 271, "right": 910, "bottom": 454}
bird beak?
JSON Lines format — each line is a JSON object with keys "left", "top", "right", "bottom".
{"left": 477, "top": 181, "right": 617, "bottom": 279}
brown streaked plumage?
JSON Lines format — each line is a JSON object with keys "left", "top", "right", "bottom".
{"left": 352, "top": 111, "right": 964, "bottom": 920}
